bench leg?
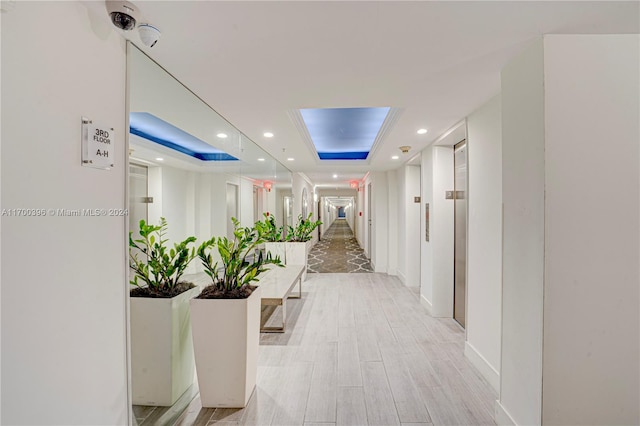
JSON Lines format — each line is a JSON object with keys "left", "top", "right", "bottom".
{"left": 288, "top": 276, "right": 302, "bottom": 299}
{"left": 260, "top": 302, "right": 286, "bottom": 333}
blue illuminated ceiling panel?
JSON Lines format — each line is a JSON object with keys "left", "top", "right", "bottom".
{"left": 129, "top": 112, "right": 237, "bottom": 161}
{"left": 300, "top": 107, "right": 390, "bottom": 160}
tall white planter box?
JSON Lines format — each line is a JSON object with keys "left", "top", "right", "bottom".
{"left": 265, "top": 242, "right": 286, "bottom": 264}
{"left": 130, "top": 286, "right": 199, "bottom": 406}
{"left": 190, "top": 286, "right": 261, "bottom": 408}
{"left": 285, "top": 241, "right": 312, "bottom": 281}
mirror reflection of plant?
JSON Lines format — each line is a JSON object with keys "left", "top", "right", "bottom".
{"left": 197, "top": 217, "right": 283, "bottom": 299}
{"left": 286, "top": 213, "right": 323, "bottom": 242}
{"left": 255, "top": 213, "right": 284, "bottom": 242}
{"left": 129, "top": 217, "right": 197, "bottom": 297}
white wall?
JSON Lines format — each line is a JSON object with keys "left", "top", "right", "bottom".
{"left": 420, "top": 146, "right": 454, "bottom": 317}
{"left": 239, "top": 178, "right": 254, "bottom": 228}
{"left": 386, "top": 170, "right": 399, "bottom": 276}
{"left": 265, "top": 186, "right": 277, "bottom": 219}
{"left": 420, "top": 149, "right": 434, "bottom": 310}
{"left": 396, "top": 165, "right": 422, "bottom": 286}
{"left": 1, "top": 2, "right": 128, "bottom": 424}
{"left": 345, "top": 202, "right": 355, "bottom": 231}
{"left": 367, "top": 172, "right": 389, "bottom": 272}
{"left": 541, "top": 35, "right": 639, "bottom": 426}
{"left": 465, "top": 95, "right": 502, "bottom": 392}
{"left": 406, "top": 166, "right": 421, "bottom": 287}
{"left": 499, "top": 39, "right": 546, "bottom": 426}
{"left": 397, "top": 167, "right": 408, "bottom": 283}
{"left": 160, "top": 167, "right": 191, "bottom": 245}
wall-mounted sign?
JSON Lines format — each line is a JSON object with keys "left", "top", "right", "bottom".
{"left": 82, "top": 117, "right": 114, "bottom": 170}
{"left": 414, "top": 196, "right": 421, "bottom": 203}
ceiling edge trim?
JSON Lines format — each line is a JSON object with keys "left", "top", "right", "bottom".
{"left": 368, "top": 107, "right": 403, "bottom": 160}
{"left": 288, "top": 109, "right": 320, "bottom": 162}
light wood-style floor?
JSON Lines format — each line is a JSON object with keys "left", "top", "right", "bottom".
{"left": 176, "top": 273, "right": 497, "bottom": 426}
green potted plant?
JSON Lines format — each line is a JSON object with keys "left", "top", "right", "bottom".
{"left": 129, "top": 217, "right": 200, "bottom": 406}
{"left": 189, "top": 218, "right": 282, "bottom": 408}
{"left": 256, "top": 212, "right": 287, "bottom": 264}
{"left": 285, "top": 213, "right": 322, "bottom": 281}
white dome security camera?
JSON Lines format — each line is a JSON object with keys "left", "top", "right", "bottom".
{"left": 138, "top": 24, "right": 161, "bottom": 48}
{"left": 106, "top": 0, "right": 139, "bottom": 31}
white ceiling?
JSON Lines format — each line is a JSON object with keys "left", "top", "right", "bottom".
{"left": 109, "top": 1, "right": 638, "bottom": 188}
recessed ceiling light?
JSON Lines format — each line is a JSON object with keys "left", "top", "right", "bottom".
{"left": 258, "top": 158, "right": 265, "bottom": 162}
{"left": 264, "top": 132, "right": 274, "bottom": 138}
{"left": 287, "top": 157, "right": 294, "bottom": 161}
{"left": 333, "top": 174, "right": 338, "bottom": 178}
{"left": 155, "top": 157, "right": 164, "bottom": 161}
{"left": 392, "top": 155, "right": 399, "bottom": 160}
{"left": 417, "top": 128, "right": 428, "bottom": 135}
{"left": 217, "top": 133, "right": 228, "bottom": 138}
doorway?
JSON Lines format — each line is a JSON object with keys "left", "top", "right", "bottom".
{"left": 253, "top": 186, "right": 264, "bottom": 223}
{"left": 226, "top": 183, "right": 238, "bottom": 239}
{"left": 453, "top": 140, "right": 467, "bottom": 327}
{"left": 129, "top": 163, "right": 148, "bottom": 279}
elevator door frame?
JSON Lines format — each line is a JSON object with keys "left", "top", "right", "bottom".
{"left": 453, "top": 140, "right": 468, "bottom": 328}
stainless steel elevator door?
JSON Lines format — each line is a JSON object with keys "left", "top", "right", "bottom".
{"left": 454, "top": 140, "right": 467, "bottom": 328}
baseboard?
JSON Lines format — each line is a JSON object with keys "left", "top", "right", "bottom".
{"left": 420, "top": 294, "right": 433, "bottom": 315}
{"left": 494, "top": 400, "right": 516, "bottom": 426}
{"left": 464, "top": 342, "right": 500, "bottom": 393}
{"left": 397, "top": 270, "right": 406, "bottom": 285}
{"left": 387, "top": 268, "right": 397, "bottom": 276}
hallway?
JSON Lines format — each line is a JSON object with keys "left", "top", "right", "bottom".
{"left": 176, "top": 273, "right": 497, "bottom": 425}
{"left": 308, "top": 219, "right": 373, "bottom": 274}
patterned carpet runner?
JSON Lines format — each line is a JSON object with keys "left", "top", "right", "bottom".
{"left": 307, "top": 219, "right": 373, "bottom": 273}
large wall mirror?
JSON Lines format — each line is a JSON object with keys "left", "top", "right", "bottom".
{"left": 127, "top": 43, "right": 292, "bottom": 423}
{"left": 301, "top": 187, "right": 308, "bottom": 218}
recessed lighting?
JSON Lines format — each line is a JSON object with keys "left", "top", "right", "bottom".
{"left": 264, "top": 132, "right": 274, "bottom": 138}
{"left": 287, "top": 157, "right": 294, "bottom": 161}
{"left": 217, "top": 133, "right": 228, "bottom": 138}
{"left": 258, "top": 158, "right": 265, "bottom": 162}
{"left": 333, "top": 174, "right": 338, "bottom": 178}
{"left": 417, "top": 128, "right": 428, "bottom": 135}
{"left": 392, "top": 155, "right": 399, "bottom": 160}
{"left": 155, "top": 157, "right": 164, "bottom": 161}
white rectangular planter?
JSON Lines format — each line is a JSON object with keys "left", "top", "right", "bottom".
{"left": 264, "top": 242, "right": 286, "bottom": 264}
{"left": 190, "top": 286, "right": 261, "bottom": 408}
{"left": 285, "top": 241, "right": 311, "bottom": 281}
{"left": 130, "top": 286, "right": 199, "bottom": 406}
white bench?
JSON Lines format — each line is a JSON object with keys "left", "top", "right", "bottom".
{"left": 259, "top": 264, "right": 305, "bottom": 333}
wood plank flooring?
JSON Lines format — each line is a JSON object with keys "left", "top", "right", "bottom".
{"left": 176, "top": 273, "right": 496, "bottom": 426}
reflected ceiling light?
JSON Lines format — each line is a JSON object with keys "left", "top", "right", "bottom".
{"left": 216, "top": 133, "right": 228, "bottom": 138}
{"left": 333, "top": 174, "right": 338, "bottom": 178}
{"left": 392, "top": 155, "right": 399, "bottom": 160}
{"left": 257, "top": 158, "right": 265, "bottom": 162}
{"left": 417, "top": 128, "right": 428, "bottom": 135}
{"left": 155, "top": 157, "right": 164, "bottom": 161}
{"left": 287, "top": 157, "right": 294, "bottom": 161}
{"left": 129, "top": 112, "right": 238, "bottom": 161}
{"left": 263, "top": 132, "right": 274, "bottom": 138}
